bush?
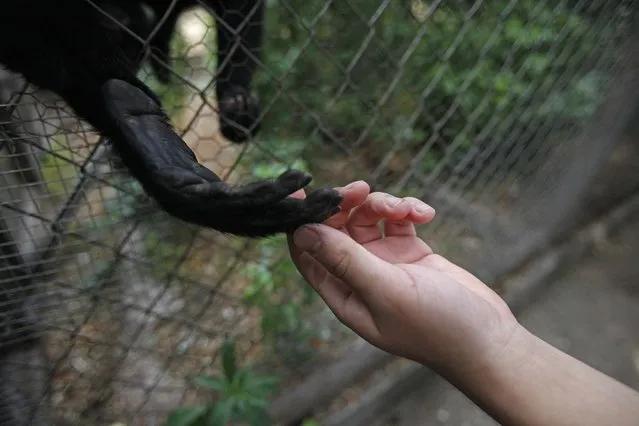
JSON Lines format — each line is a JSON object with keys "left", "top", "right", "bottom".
{"left": 254, "top": 0, "right": 612, "bottom": 177}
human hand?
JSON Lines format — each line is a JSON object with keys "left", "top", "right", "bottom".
{"left": 287, "top": 181, "right": 521, "bottom": 376}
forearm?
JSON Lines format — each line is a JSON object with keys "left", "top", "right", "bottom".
{"left": 445, "top": 324, "right": 639, "bottom": 426}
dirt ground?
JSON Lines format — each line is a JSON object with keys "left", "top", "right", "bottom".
{"left": 374, "top": 212, "right": 639, "bottom": 426}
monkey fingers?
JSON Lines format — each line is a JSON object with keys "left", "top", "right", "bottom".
{"left": 217, "top": 85, "right": 261, "bottom": 143}
{"left": 194, "top": 170, "right": 313, "bottom": 204}
{"left": 161, "top": 167, "right": 336, "bottom": 209}
{"left": 174, "top": 181, "right": 342, "bottom": 232}
{"left": 200, "top": 188, "right": 343, "bottom": 237}
{"left": 155, "top": 181, "right": 342, "bottom": 237}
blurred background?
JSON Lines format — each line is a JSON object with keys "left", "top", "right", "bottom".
{"left": 1, "top": 1, "right": 638, "bottom": 425}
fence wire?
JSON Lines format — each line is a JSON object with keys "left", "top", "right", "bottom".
{"left": 0, "top": 0, "right": 636, "bottom": 425}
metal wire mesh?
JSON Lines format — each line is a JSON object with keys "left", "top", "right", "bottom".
{"left": 0, "top": 0, "right": 636, "bottom": 425}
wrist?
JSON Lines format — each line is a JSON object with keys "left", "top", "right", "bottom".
{"left": 435, "top": 323, "right": 541, "bottom": 425}
{"left": 436, "top": 321, "right": 639, "bottom": 426}
{"left": 437, "top": 320, "right": 536, "bottom": 385}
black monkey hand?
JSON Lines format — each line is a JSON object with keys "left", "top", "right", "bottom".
{"left": 217, "top": 85, "right": 261, "bottom": 143}
{"left": 148, "top": 54, "right": 261, "bottom": 144}
{"left": 101, "top": 79, "right": 342, "bottom": 237}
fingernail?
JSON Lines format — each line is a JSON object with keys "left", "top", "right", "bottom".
{"left": 294, "top": 226, "right": 322, "bottom": 253}
{"left": 415, "top": 203, "right": 435, "bottom": 214}
{"left": 343, "top": 180, "right": 363, "bottom": 191}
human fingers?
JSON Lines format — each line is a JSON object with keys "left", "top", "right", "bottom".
{"left": 289, "top": 188, "right": 307, "bottom": 199}
{"left": 291, "top": 223, "right": 394, "bottom": 303}
{"left": 288, "top": 234, "right": 363, "bottom": 309}
{"left": 292, "top": 251, "right": 378, "bottom": 335}
{"left": 346, "top": 193, "right": 435, "bottom": 242}
{"left": 293, "top": 251, "right": 352, "bottom": 303}
{"left": 405, "top": 197, "right": 436, "bottom": 222}
{"left": 323, "top": 180, "right": 371, "bottom": 229}
{"left": 287, "top": 181, "right": 369, "bottom": 261}
{"left": 345, "top": 192, "right": 410, "bottom": 242}
{"left": 384, "top": 197, "right": 436, "bottom": 237}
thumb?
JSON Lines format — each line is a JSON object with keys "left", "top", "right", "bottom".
{"left": 292, "top": 224, "right": 393, "bottom": 296}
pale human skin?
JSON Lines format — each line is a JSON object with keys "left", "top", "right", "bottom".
{"left": 288, "top": 180, "right": 639, "bottom": 426}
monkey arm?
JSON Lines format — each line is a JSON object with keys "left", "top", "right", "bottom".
{"left": 101, "top": 79, "right": 341, "bottom": 237}
{"left": 135, "top": 0, "right": 265, "bottom": 143}
{"left": 0, "top": 2, "right": 341, "bottom": 237}
{"left": 150, "top": 0, "right": 266, "bottom": 143}
{"left": 210, "top": 0, "right": 265, "bottom": 143}
{"left": 213, "top": 0, "right": 265, "bottom": 93}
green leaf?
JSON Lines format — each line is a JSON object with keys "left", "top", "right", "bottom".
{"left": 237, "top": 406, "right": 273, "bottom": 426}
{"left": 191, "top": 375, "right": 225, "bottom": 392}
{"left": 504, "top": 18, "right": 524, "bottom": 40}
{"left": 245, "top": 374, "right": 280, "bottom": 392}
{"left": 245, "top": 396, "right": 271, "bottom": 410}
{"left": 231, "top": 367, "right": 249, "bottom": 390}
{"left": 164, "top": 406, "right": 208, "bottom": 426}
{"left": 221, "top": 339, "right": 238, "bottom": 382}
{"left": 523, "top": 53, "right": 551, "bottom": 74}
{"left": 205, "top": 402, "right": 235, "bottom": 426}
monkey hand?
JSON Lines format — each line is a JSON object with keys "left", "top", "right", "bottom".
{"left": 217, "top": 85, "right": 261, "bottom": 143}
{"left": 101, "top": 79, "right": 341, "bottom": 237}
{"left": 149, "top": 59, "right": 261, "bottom": 143}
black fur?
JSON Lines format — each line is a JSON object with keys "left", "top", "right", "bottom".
{"left": 103, "top": 0, "right": 264, "bottom": 143}
{"left": 0, "top": 1, "right": 342, "bottom": 238}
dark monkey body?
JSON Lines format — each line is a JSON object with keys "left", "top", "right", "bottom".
{"left": 103, "top": 0, "right": 264, "bottom": 143}
{"left": 0, "top": 1, "right": 342, "bottom": 238}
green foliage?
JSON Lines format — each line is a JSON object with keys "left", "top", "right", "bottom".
{"left": 38, "top": 138, "right": 79, "bottom": 199}
{"left": 164, "top": 339, "right": 279, "bottom": 426}
{"left": 254, "top": 0, "right": 611, "bottom": 174}
{"left": 242, "top": 234, "right": 318, "bottom": 347}
{"left": 241, "top": 136, "right": 311, "bottom": 178}
{"left": 238, "top": 138, "right": 322, "bottom": 360}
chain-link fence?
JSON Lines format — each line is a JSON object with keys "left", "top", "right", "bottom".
{"left": 1, "top": 1, "right": 637, "bottom": 425}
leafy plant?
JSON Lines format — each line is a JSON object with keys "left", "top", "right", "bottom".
{"left": 235, "top": 136, "right": 323, "bottom": 358}
{"left": 165, "top": 339, "right": 280, "bottom": 426}
{"left": 252, "top": 0, "right": 616, "bottom": 178}
{"left": 242, "top": 233, "right": 318, "bottom": 343}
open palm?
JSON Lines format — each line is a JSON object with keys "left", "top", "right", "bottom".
{"left": 288, "top": 181, "right": 518, "bottom": 373}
